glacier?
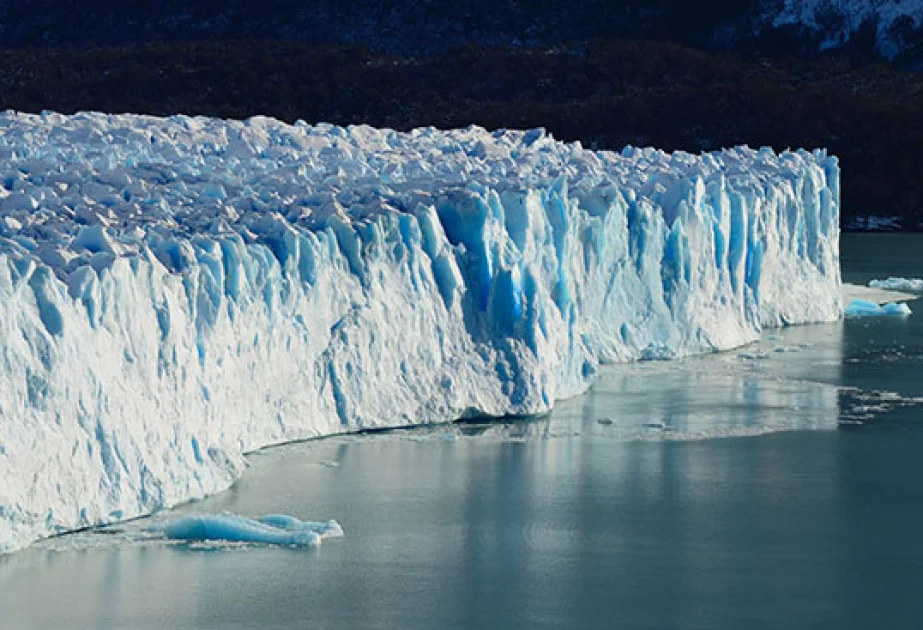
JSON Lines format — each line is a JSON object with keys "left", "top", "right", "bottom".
{"left": 0, "top": 111, "right": 841, "bottom": 553}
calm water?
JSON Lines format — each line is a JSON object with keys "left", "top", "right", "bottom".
{"left": 3, "top": 234, "right": 923, "bottom": 630}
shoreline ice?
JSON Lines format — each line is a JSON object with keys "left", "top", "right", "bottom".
{"left": 0, "top": 112, "right": 841, "bottom": 552}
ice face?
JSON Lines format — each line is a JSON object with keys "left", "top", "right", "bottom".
{"left": 0, "top": 112, "right": 841, "bottom": 553}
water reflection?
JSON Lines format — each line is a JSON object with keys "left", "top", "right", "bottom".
{"left": 418, "top": 321, "right": 848, "bottom": 443}
{"left": 0, "top": 423, "right": 864, "bottom": 629}
{"left": 10, "top": 315, "right": 923, "bottom": 629}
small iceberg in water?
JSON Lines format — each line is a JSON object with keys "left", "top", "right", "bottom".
{"left": 845, "top": 299, "right": 912, "bottom": 317}
{"left": 869, "top": 277, "right": 923, "bottom": 293}
{"left": 156, "top": 512, "right": 343, "bottom": 547}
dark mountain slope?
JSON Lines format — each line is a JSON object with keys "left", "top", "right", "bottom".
{"left": 2, "top": 1, "right": 923, "bottom": 65}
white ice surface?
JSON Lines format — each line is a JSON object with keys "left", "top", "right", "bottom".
{"left": 843, "top": 282, "right": 918, "bottom": 305}
{"left": 0, "top": 112, "right": 841, "bottom": 553}
{"left": 869, "top": 277, "right": 923, "bottom": 293}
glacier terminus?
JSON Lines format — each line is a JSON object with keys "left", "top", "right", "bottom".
{"left": 0, "top": 112, "right": 841, "bottom": 553}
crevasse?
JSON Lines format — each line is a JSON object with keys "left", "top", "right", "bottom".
{"left": 0, "top": 112, "right": 841, "bottom": 553}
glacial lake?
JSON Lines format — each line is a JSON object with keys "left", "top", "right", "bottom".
{"left": 3, "top": 233, "right": 923, "bottom": 629}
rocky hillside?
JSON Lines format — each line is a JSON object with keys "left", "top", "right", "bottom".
{"left": 756, "top": 0, "right": 923, "bottom": 66}
{"left": 2, "top": 1, "right": 923, "bottom": 65}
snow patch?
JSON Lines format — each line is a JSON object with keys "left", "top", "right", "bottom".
{"left": 760, "top": 0, "right": 923, "bottom": 59}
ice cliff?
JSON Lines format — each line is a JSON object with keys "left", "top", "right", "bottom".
{"left": 0, "top": 112, "right": 841, "bottom": 552}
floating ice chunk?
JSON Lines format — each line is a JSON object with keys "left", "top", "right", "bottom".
{"left": 256, "top": 514, "right": 344, "bottom": 539}
{"left": 879, "top": 303, "right": 911, "bottom": 316}
{"left": 842, "top": 282, "right": 916, "bottom": 306}
{"left": 160, "top": 513, "right": 342, "bottom": 547}
{"left": 869, "top": 277, "right": 923, "bottom": 293}
{"left": 845, "top": 299, "right": 912, "bottom": 317}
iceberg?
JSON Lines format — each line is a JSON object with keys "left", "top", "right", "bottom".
{"left": 869, "top": 277, "right": 923, "bottom": 293}
{"left": 0, "top": 112, "right": 841, "bottom": 553}
{"left": 157, "top": 512, "right": 342, "bottom": 547}
{"left": 841, "top": 282, "right": 917, "bottom": 308}
{"left": 845, "top": 299, "right": 912, "bottom": 317}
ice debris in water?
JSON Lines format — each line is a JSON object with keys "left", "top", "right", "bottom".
{"left": 159, "top": 513, "right": 343, "bottom": 547}
{"left": 869, "top": 278, "right": 923, "bottom": 293}
{"left": 845, "top": 299, "right": 912, "bottom": 317}
{"left": 0, "top": 112, "right": 842, "bottom": 553}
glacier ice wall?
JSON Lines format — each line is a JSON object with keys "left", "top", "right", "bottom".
{"left": 0, "top": 112, "right": 841, "bottom": 552}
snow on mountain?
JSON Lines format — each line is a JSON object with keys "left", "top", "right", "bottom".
{"left": 0, "top": 112, "right": 841, "bottom": 553}
{"left": 2, "top": 1, "right": 923, "bottom": 63}
{"left": 759, "top": 0, "right": 923, "bottom": 58}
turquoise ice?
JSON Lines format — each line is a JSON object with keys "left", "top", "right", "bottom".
{"left": 0, "top": 113, "right": 841, "bottom": 552}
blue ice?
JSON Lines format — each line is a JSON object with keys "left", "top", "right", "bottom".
{"left": 160, "top": 512, "right": 343, "bottom": 547}
{"left": 845, "top": 299, "right": 912, "bottom": 317}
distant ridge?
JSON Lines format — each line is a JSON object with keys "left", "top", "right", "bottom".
{"left": 2, "top": 0, "right": 922, "bottom": 66}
